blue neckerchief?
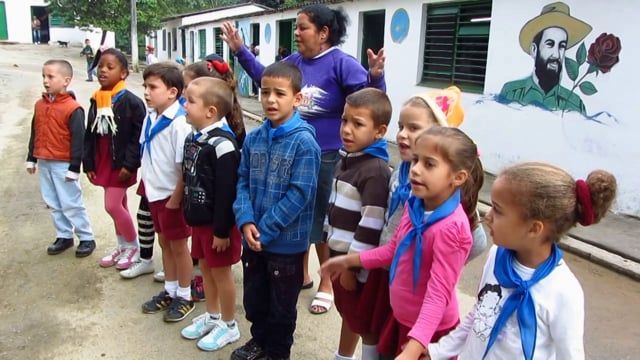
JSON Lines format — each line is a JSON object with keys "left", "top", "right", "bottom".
{"left": 266, "top": 111, "right": 301, "bottom": 146}
{"left": 389, "top": 189, "right": 461, "bottom": 289}
{"left": 483, "top": 245, "right": 563, "bottom": 360}
{"left": 194, "top": 121, "right": 236, "bottom": 142}
{"left": 178, "top": 96, "right": 186, "bottom": 106}
{"left": 361, "top": 138, "right": 389, "bottom": 162}
{"left": 220, "top": 122, "right": 235, "bottom": 137}
{"left": 141, "top": 107, "right": 186, "bottom": 160}
{"left": 388, "top": 161, "right": 411, "bottom": 221}
{"left": 112, "top": 89, "right": 126, "bottom": 104}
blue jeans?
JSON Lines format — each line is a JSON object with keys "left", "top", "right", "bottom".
{"left": 32, "top": 30, "right": 40, "bottom": 44}
{"left": 309, "top": 150, "right": 341, "bottom": 243}
{"left": 86, "top": 62, "right": 96, "bottom": 81}
{"left": 38, "top": 160, "right": 94, "bottom": 240}
{"left": 242, "top": 249, "right": 304, "bottom": 358}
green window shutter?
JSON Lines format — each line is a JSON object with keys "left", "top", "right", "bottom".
{"left": 214, "top": 27, "right": 223, "bottom": 56}
{"left": 290, "top": 21, "right": 297, "bottom": 52}
{"left": 421, "top": 0, "right": 492, "bottom": 93}
{"left": 199, "top": 29, "right": 207, "bottom": 59}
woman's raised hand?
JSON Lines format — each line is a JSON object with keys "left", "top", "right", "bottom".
{"left": 367, "top": 48, "right": 386, "bottom": 79}
{"left": 220, "top": 21, "right": 244, "bottom": 53}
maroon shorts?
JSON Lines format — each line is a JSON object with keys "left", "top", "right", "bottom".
{"left": 148, "top": 198, "right": 191, "bottom": 241}
{"left": 191, "top": 225, "right": 241, "bottom": 268}
{"left": 377, "top": 316, "right": 459, "bottom": 357}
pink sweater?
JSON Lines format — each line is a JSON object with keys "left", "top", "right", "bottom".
{"left": 360, "top": 204, "right": 472, "bottom": 347}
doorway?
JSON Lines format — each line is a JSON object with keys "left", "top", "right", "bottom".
{"left": 278, "top": 19, "right": 296, "bottom": 60}
{"left": 360, "top": 10, "right": 385, "bottom": 70}
{"left": 31, "top": 6, "right": 49, "bottom": 44}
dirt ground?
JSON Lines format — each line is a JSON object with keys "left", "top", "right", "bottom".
{"left": 0, "top": 44, "right": 356, "bottom": 360}
{"left": 1, "top": 44, "right": 638, "bottom": 360}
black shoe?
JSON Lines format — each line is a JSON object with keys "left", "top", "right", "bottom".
{"left": 47, "top": 238, "right": 74, "bottom": 255}
{"left": 75, "top": 240, "right": 96, "bottom": 257}
{"left": 230, "top": 339, "right": 266, "bottom": 360}
{"left": 142, "top": 290, "right": 173, "bottom": 314}
{"left": 163, "top": 297, "right": 194, "bottom": 322}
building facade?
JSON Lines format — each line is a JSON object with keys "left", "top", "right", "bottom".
{"left": 155, "top": 0, "right": 639, "bottom": 216}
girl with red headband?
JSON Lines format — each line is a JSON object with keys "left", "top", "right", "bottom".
{"left": 183, "top": 56, "right": 246, "bottom": 147}
{"left": 426, "top": 162, "right": 617, "bottom": 360}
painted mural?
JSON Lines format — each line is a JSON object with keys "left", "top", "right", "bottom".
{"left": 235, "top": 19, "right": 253, "bottom": 97}
{"left": 464, "top": 0, "right": 638, "bottom": 216}
{"left": 498, "top": 2, "right": 622, "bottom": 117}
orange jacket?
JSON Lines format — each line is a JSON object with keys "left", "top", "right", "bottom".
{"left": 27, "top": 92, "right": 84, "bottom": 171}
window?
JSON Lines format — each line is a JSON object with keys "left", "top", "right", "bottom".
{"left": 421, "top": 1, "right": 492, "bottom": 93}
{"left": 172, "top": 28, "right": 177, "bottom": 51}
{"left": 213, "top": 27, "right": 223, "bottom": 56}
{"left": 162, "top": 29, "right": 167, "bottom": 51}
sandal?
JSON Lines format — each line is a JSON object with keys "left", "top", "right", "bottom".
{"left": 302, "top": 280, "right": 314, "bottom": 290}
{"left": 309, "top": 291, "right": 333, "bottom": 315}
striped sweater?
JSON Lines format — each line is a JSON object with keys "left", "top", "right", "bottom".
{"left": 325, "top": 151, "right": 390, "bottom": 265}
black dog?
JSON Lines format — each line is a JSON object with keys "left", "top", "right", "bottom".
{"left": 57, "top": 40, "right": 69, "bottom": 48}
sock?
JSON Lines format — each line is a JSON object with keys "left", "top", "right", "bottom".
{"left": 334, "top": 351, "right": 356, "bottom": 360}
{"left": 140, "top": 258, "right": 152, "bottom": 264}
{"left": 116, "top": 235, "right": 126, "bottom": 248}
{"left": 208, "top": 312, "right": 221, "bottom": 321}
{"left": 361, "top": 344, "right": 378, "bottom": 360}
{"left": 165, "top": 280, "right": 178, "bottom": 298}
{"left": 176, "top": 286, "right": 191, "bottom": 301}
{"left": 225, "top": 319, "right": 237, "bottom": 328}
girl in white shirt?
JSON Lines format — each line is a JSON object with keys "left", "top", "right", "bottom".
{"left": 427, "top": 162, "right": 617, "bottom": 360}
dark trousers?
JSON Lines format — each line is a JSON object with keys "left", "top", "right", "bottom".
{"left": 242, "top": 248, "right": 304, "bottom": 358}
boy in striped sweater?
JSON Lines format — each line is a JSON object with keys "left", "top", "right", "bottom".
{"left": 324, "top": 88, "right": 392, "bottom": 360}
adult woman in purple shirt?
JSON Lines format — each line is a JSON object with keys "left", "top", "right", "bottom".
{"left": 221, "top": 4, "right": 386, "bottom": 315}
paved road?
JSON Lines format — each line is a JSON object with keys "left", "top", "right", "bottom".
{"left": 0, "top": 44, "right": 637, "bottom": 360}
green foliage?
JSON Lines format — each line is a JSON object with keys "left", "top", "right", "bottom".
{"left": 579, "top": 81, "right": 598, "bottom": 96}
{"left": 564, "top": 57, "right": 579, "bottom": 81}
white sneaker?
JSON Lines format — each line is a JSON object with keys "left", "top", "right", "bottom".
{"left": 120, "top": 259, "right": 154, "bottom": 279}
{"left": 153, "top": 270, "right": 165, "bottom": 282}
{"left": 197, "top": 321, "right": 240, "bottom": 351}
{"left": 115, "top": 247, "right": 139, "bottom": 270}
{"left": 181, "top": 313, "right": 218, "bottom": 340}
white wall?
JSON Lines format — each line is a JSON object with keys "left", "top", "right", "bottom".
{"left": 49, "top": 28, "right": 115, "bottom": 48}
{"left": 464, "top": 0, "right": 640, "bottom": 215}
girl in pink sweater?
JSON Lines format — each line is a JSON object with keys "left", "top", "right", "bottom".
{"left": 322, "top": 126, "right": 483, "bottom": 359}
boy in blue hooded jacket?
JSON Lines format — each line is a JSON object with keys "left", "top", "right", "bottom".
{"left": 232, "top": 61, "right": 320, "bottom": 360}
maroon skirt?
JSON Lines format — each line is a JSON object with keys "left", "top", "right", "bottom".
{"left": 377, "top": 315, "right": 459, "bottom": 358}
{"left": 332, "top": 268, "right": 391, "bottom": 336}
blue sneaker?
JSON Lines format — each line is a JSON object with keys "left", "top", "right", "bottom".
{"left": 181, "top": 313, "right": 217, "bottom": 340}
{"left": 197, "top": 321, "right": 240, "bottom": 351}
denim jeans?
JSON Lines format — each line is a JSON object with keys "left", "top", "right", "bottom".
{"left": 242, "top": 249, "right": 304, "bottom": 358}
{"left": 309, "top": 150, "right": 341, "bottom": 243}
{"left": 32, "top": 30, "right": 40, "bottom": 44}
{"left": 86, "top": 62, "right": 96, "bottom": 81}
{"left": 38, "top": 160, "right": 94, "bottom": 240}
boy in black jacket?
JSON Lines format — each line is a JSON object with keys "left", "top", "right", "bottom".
{"left": 179, "top": 77, "right": 242, "bottom": 351}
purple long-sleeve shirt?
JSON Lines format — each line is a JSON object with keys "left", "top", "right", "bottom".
{"left": 235, "top": 46, "right": 386, "bottom": 152}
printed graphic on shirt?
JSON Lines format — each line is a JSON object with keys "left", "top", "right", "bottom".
{"left": 473, "top": 283, "right": 502, "bottom": 341}
{"left": 183, "top": 142, "right": 205, "bottom": 205}
{"left": 299, "top": 85, "right": 327, "bottom": 116}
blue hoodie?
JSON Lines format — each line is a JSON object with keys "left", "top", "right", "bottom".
{"left": 233, "top": 111, "right": 321, "bottom": 254}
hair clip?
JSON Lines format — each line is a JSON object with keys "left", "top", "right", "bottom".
{"left": 207, "top": 59, "right": 230, "bottom": 74}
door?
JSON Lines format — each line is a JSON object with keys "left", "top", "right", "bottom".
{"left": 278, "top": 19, "right": 296, "bottom": 57}
{"left": 0, "top": 2, "right": 7, "bottom": 40}
{"left": 360, "top": 10, "right": 385, "bottom": 70}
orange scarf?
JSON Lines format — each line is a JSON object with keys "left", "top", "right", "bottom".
{"left": 90, "top": 80, "right": 127, "bottom": 134}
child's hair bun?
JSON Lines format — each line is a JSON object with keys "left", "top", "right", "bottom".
{"left": 584, "top": 170, "right": 617, "bottom": 224}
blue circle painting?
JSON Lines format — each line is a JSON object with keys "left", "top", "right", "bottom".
{"left": 265, "top": 23, "right": 272, "bottom": 44}
{"left": 391, "top": 8, "right": 409, "bottom": 44}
